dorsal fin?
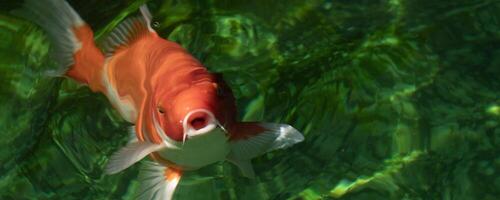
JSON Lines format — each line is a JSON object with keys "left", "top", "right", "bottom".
{"left": 139, "top": 5, "right": 155, "bottom": 32}
{"left": 101, "top": 5, "right": 156, "bottom": 57}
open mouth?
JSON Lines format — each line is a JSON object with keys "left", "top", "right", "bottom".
{"left": 182, "top": 109, "right": 220, "bottom": 141}
{"left": 152, "top": 108, "right": 227, "bottom": 148}
{"left": 188, "top": 112, "right": 209, "bottom": 130}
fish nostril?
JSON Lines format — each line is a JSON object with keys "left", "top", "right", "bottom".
{"left": 190, "top": 117, "right": 207, "bottom": 130}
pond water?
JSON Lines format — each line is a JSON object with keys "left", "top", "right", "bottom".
{"left": 0, "top": 0, "right": 499, "bottom": 199}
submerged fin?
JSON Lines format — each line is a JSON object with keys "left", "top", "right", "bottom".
{"left": 228, "top": 122, "right": 304, "bottom": 160}
{"left": 228, "top": 122, "right": 304, "bottom": 177}
{"left": 104, "top": 141, "right": 165, "bottom": 174}
{"left": 101, "top": 4, "right": 156, "bottom": 57}
{"left": 19, "top": 0, "right": 105, "bottom": 88}
{"left": 136, "top": 161, "right": 182, "bottom": 200}
{"left": 19, "top": 0, "right": 84, "bottom": 73}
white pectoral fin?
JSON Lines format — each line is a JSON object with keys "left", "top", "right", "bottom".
{"left": 263, "top": 123, "right": 305, "bottom": 151}
{"left": 104, "top": 141, "right": 165, "bottom": 174}
{"left": 136, "top": 161, "right": 182, "bottom": 200}
{"left": 229, "top": 122, "right": 304, "bottom": 160}
{"left": 227, "top": 122, "right": 304, "bottom": 177}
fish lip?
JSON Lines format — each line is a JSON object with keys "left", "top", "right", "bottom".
{"left": 182, "top": 109, "right": 218, "bottom": 141}
{"left": 153, "top": 108, "right": 226, "bottom": 148}
{"left": 186, "top": 122, "right": 217, "bottom": 137}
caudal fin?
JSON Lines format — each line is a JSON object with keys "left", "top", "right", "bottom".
{"left": 20, "top": 0, "right": 104, "bottom": 90}
{"left": 136, "top": 161, "right": 182, "bottom": 200}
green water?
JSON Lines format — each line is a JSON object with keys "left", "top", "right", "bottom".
{"left": 0, "top": 0, "right": 499, "bottom": 199}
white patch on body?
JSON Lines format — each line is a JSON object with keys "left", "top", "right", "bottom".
{"left": 157, "top": 127, "right": 230, "bottom": 169}
{"left": 102, "top": 59, "right": 138, "bottom": 122}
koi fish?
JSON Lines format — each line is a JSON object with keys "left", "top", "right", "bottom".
{"left": 21, "top": 0, "right": 304, "bottom": 199}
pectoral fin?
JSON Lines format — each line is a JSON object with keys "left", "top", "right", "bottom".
{"left": 136, "top": 161, "right": 182, "bottom": 200}
{"left": 104, "top": 141, "right": 165, "bottom": 174}
{"left": 228, "top": 122, "right": 304, "bottom": 160}
{"left": 227, "top": 122, "right": 304, "bottom": 177}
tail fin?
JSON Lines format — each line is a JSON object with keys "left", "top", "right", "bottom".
{"left": 20, "top": 0, "right": 104, "bottom": 91}
{"left": 136, "top": 161, "right": 182, "bottom": 200}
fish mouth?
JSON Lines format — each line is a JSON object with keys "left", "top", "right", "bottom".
{"left": 182, "top": 109, "right": 223, "bottom": 142}
{"left": 153, "top": 108, "right": 227, "bottom": 149}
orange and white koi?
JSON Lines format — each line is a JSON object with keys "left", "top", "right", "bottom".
{"left": 22, "top": 0, "right": 304, "bottom": 199}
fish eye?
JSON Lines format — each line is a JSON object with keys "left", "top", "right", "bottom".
{"left": 157, "top": 107, "right": 165, "bottom": 114}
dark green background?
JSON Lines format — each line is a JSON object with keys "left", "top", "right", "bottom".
{"left": 0, "top": 0, "right": 499, "bottom": 199}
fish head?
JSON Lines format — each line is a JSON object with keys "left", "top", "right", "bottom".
{"left": 154, "top": 78, "right": 236, "bottom": 142}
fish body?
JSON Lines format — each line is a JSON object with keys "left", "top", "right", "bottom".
{"left": 21, "top": 1, "right": 304, "bottom": 199}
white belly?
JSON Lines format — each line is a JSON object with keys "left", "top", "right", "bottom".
{"left": 157, "top": 128, "right": 230, "bottom": 169}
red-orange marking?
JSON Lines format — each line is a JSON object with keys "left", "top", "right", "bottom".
{"left": 67, "top": 24, "right": 105, "bottom": 92}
